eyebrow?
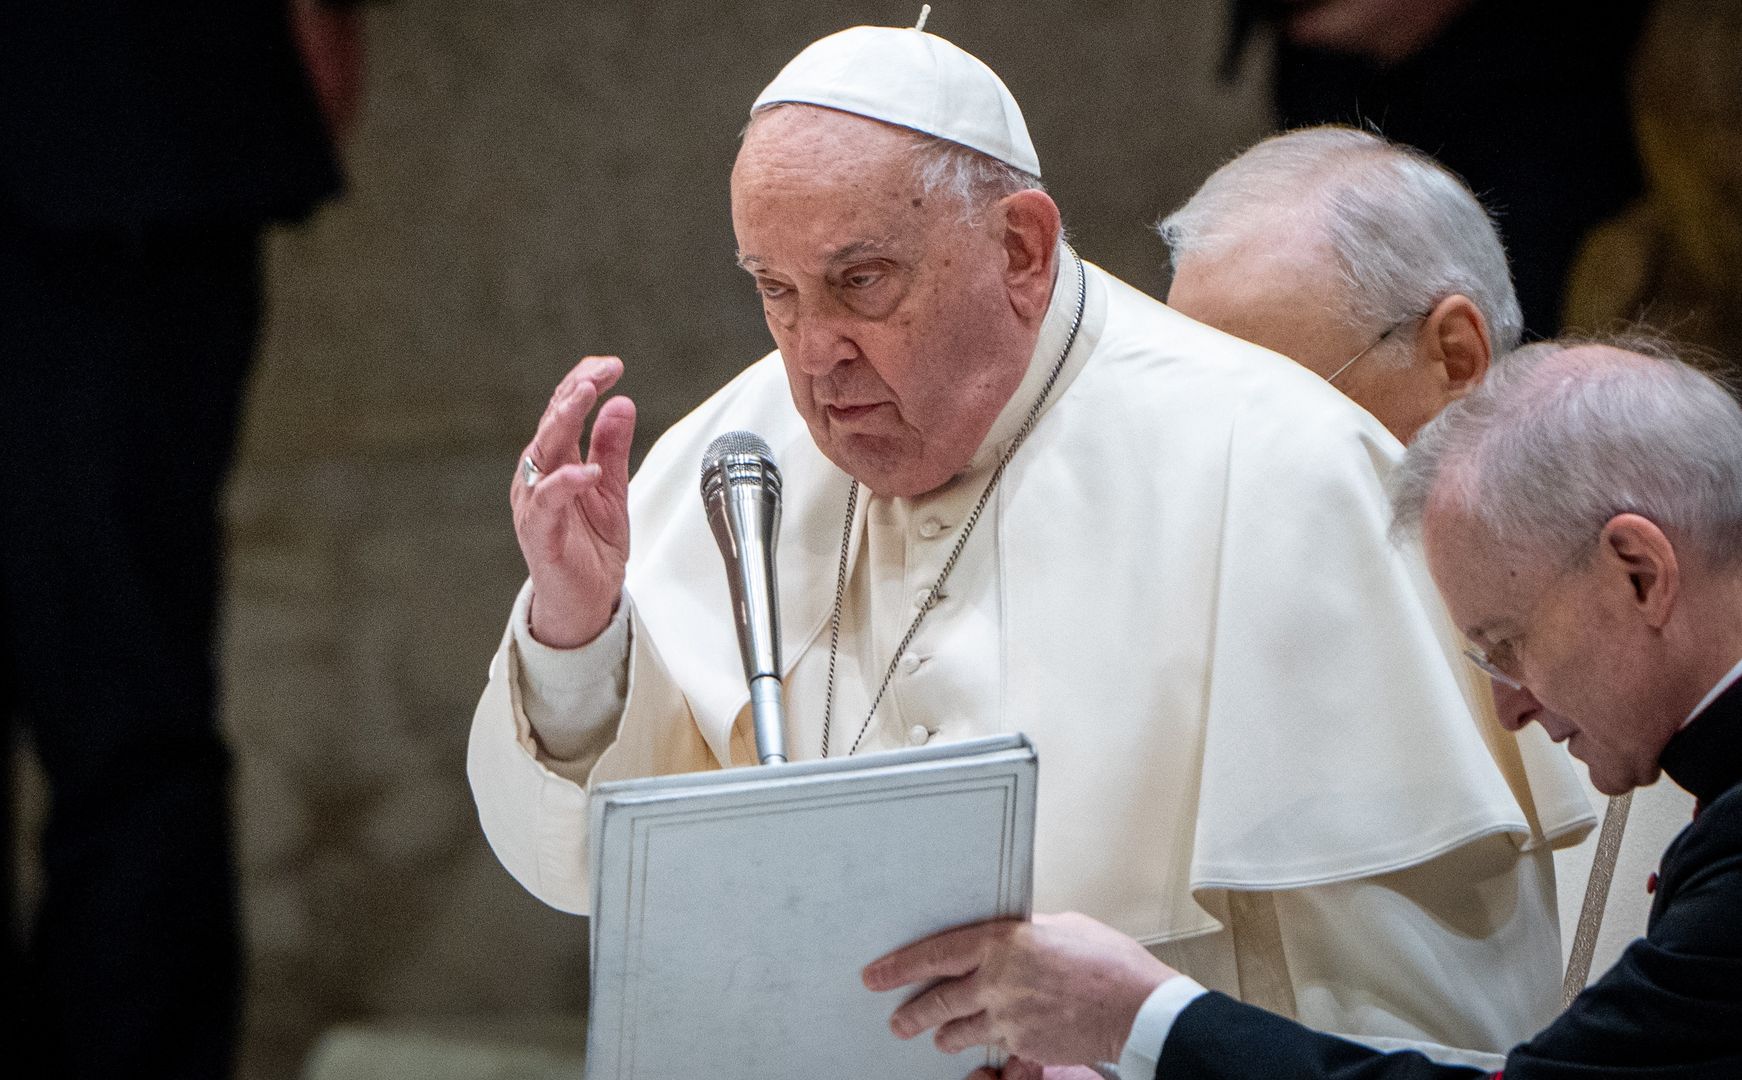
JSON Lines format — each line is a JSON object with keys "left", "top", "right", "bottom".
{"left": 734, "top": 239, "right": 897, "bottom": 272}
{"left": 825, "top": 239, "right": 892, "bottom": 263}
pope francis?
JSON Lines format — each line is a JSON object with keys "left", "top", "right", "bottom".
{"left": 468, "top": 22, "right": 1594, "bottom": 1058}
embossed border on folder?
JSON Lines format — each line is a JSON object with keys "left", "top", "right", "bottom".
{"left": 586, "top": 734, "right": 1037, "bottom": 1079}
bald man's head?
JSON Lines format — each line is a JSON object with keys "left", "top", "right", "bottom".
{"left": 1161, "top": 127, "right": 1518, "bottom": 443}
{"left": 1394, "top": 338, "right": 1742, "bottom": 793}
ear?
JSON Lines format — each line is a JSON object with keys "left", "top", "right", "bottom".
{"left": 997, "top": 190, "right": 1062, "bottom": 322}
{"left": 1417, "top": 294, "right": 1491, "bottom": 400}
{"left": 1598, "top": 513, "right": 1680, "bottom": 629}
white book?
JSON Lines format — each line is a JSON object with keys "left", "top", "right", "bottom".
{"left": 586, "top": 733, "right": 1038, "bottom": 1079}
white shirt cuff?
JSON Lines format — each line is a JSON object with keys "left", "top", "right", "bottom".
{"left": 1117, "top": 976, "right": 1209, "bottom": 1080}
{"left": 510, "top": 581, "right": 631, "bottom": 760}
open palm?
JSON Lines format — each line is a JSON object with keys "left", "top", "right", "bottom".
{"left": 510, "top": 355, "right": 638, "bottom": 648}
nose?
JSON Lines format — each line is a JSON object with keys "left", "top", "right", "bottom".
{"left": 1493, "top": 681, "right": 1542, "bottom": 732}
{"left": 786, "top": 294, "right": 859, "bottom": 378}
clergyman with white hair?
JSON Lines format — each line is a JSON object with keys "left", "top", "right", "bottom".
{"left": 866, "top": 337, "right": 1742, "bottom": 1077}
{"left": 1158, "top": 124, "right": 1579, "bottom": 778}
{"left": 1160, "top": 125, "right": 1522, "bottom": 445}
{"left": 466, "top": 21, "right": 1592, "bottom": 1066}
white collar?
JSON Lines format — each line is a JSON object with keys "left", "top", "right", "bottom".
{"left": 965, "top": 243, "right": 1088, "bottom": 473}
{"left": 1683, "top": 653, "right": 1742, "bottom": 728}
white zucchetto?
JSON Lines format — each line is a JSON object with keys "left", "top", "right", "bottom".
{"left": 751, "top": 24, "right": 1042, "bottom": 178}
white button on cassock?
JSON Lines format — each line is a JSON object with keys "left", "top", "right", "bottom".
{"left": 918, "top": 518, "right": 944, "bottom": 539}
{"left": 907, "top": 725, "right": 931, "bottom": 746}
{"left": 898, "top": 653, "right": 923, "bottom": 675}
{"left": 913, "top": 587, "right": 934, "bottom": 610}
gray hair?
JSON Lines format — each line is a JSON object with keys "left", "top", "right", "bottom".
{"left": 1390, "top": 335, "right": 1742, "bottom": 569}
{"left": 903, "top": 130, "right": 1044, "bottom": 224}
{"left": 747, "top": 103, "right": 1043, "bottom": 226}
{"left": 1156, "top": 126, "right": 1523, "bottom": 359}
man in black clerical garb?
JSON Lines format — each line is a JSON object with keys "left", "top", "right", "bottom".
{"left": 866, "top": 338, "right": 1742, "bottom": 1079}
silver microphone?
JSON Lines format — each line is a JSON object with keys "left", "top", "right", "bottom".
{"left": 700, "top": 431, "right": 787, "bottom": 765}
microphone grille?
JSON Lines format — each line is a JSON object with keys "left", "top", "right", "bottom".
{"left": 701, "top": 430, "right": 775, "bottom": 480}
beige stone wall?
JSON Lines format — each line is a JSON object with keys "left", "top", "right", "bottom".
{"left": 216, "top": 1, "right": 1271, "bottom": 1075}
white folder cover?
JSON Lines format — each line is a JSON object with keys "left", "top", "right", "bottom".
{"left": 585, "top": 733, "right": 1038, "bottom": 1079}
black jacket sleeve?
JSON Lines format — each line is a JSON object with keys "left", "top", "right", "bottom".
{"left": 1500, "top": 789, "right": 1742, "bottom": 1078}
{"left": 1154, "top": 788, "right": 1742, "bottom": 1079}
{"left": 1156, "top": 993, "right": 1487, "bottom": 1080}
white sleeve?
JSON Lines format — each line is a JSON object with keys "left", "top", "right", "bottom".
{"left": 509, "top": 581, "right": 630, "bottom": 761}
{"left": 468, "top": 580, "right": 716, "bottom": 915}
{"left": 1117, "top": 976, "right": 1209, "bottom": 1079}
{"left": 1272, "top": 836, "right": 1563, "bottom": 1052}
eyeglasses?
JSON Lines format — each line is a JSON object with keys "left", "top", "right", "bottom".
{"left": 1324, "top": 312, "right": 1427, "bottom": 386}
{"left": 1462, "top": 644, "right": 1524, "bottom": 692}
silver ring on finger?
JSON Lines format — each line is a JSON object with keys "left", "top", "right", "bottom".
{"left": 521, "top": 455, "right": 543, "bottom": 488}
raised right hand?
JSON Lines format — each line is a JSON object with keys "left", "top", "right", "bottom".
{"left": 511, "top": 356, "right": 638, "bottom": 648}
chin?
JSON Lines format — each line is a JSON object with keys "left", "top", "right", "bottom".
{"left": 1586, "top": 760, "right": 1660, "bottom": 797}
{"left": 819, "top": 435, "right": 946, "bottom": 498}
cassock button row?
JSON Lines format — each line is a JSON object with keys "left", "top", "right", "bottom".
{"left": 918, "top": 518, "right": 945, "bottom": 539}
{"left": 907, "top": 725, "right": 932, "bottom": 746}
{"left": 1646, "top": 871, "right": 1660, "bottom": 895}
{"left": 898, "top": 653, "right": 923, "bottom": 675}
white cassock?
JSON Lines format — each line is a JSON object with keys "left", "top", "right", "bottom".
{"left": 468, "top": 253, "right": 1595, "bottom": 1052}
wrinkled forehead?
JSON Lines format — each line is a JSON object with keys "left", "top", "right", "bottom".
{"left": 732, "top": 107, "right": 949, "bottom": 262}
{"left": 735, "top": 105, "right": 923, "bottom": 184}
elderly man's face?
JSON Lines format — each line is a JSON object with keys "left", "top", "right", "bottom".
{"left": 731, "top": 107, "right": 1040, "bottom": 497}
{"left": 1166, "top": 235, "right": 1455, "bottom": 444}
{"left": 1422, "top": 499, "right": 1681, "bottom": 795}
